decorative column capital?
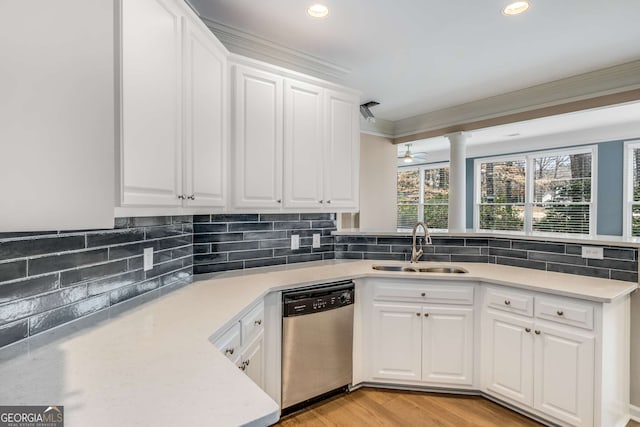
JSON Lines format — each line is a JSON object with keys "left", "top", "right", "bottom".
{"left": 444, "top": 131, "right": 471, "bottom": 143}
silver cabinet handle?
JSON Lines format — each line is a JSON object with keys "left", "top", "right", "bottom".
{"left": 504, "top": 300, "right": 511, "bottom": 306}
{"left": 535, "top": 330, "right": 541, "bottom": 335}
{"left": 254, "top": 319, "right": 262, "bottom": 326}
{"left": 424, "top": 313, "right": 429, "bottom": 317}
{"left": 525, "top": 328, "right": 531, "bottom": 333}
{"left": 225, "top": 348, "right": 234, "bottom": 355}
{"left": 187, "top": 194, "right": 195, "bottom": 200}
{"left": 178, "top": 195, "right": 186, "bottom": 200}
{"left": 557, "top": 310, "right": 564, "bottom": 316}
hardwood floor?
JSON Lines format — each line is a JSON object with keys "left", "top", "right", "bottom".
{"left": 277, "top": 388, "right": 543, "bottom": 426}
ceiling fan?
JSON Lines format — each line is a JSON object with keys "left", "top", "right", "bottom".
{"left": 398, "top": 144, "right": 429, "bottom": 164}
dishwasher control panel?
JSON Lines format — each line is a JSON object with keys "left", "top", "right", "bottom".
{"left": 282, "top": 282, "right": 354, "bottom": 317}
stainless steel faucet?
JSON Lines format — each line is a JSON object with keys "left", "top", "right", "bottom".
{"left": 411, "top": 222, "right": 432, "bottom": 263}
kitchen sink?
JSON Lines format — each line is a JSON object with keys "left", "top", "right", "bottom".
{"left": 372, "top": 265, "right": 468, "bottom": 274}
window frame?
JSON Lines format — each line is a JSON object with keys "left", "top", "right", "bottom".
{"left": 623, "top": 140, "right": 640, "bottom": 238}
{"left": 474, "top": 146, "right": 597, "bottom": 237}
{"left": 397, "top": 162, "right": 449, "bottom": 231}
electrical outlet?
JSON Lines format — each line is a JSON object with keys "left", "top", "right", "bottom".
{"left": 581, "top": 246, "right": 603, "bottom": 260}
{"left": 291, "top": 235, "right": 300, "bottom": 250}
{"left": 143, "top": 247, "right": 154, "bottom": 271}
{"left": 312, "top": 233, "right": 321, "bottom": 248}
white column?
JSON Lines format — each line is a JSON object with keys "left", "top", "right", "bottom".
{"left": 446, "top": 132, "right": 469, "bottom": 232}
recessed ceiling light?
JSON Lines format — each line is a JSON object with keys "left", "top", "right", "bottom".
{"left": 307, "top": 4, "right": 329, "bottom": 18}
{"left": 503, "top": 1, "right": 530, "bottom": 16}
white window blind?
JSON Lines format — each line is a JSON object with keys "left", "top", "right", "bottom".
{"left": 423, "top": 167, "right": 449, "bottom": 229}
{"left": 479, "top": 160, "right": 526, "bottom": 231}
{"left": 475, "top": 148, "right": 595, "bottom": 235}
{"left": 397, "top": 169, "right": 420, "bottom": 229}
{"left": 532, "top": 153, "right": 591, "bottom": 234}
{"left": 625, "top": 143, "right": 640, "bottom": 237}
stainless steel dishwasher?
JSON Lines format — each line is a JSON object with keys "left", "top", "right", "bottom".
{"left": 281, "top": 281, "right": 354, "bottom": 413}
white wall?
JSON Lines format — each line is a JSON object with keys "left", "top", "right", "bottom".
{"left": 358, "top": 133, "right": 397, "bottom": 231}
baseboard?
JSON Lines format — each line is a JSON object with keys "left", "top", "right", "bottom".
{"left": 630, "top": 404, "right": 640, "bottom": 422}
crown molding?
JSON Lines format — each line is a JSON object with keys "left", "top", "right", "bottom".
{"left": 359, "top": 117, "right": 395, "bottom": 138}
{"left": 197, "top": 16, "right": 351, "bottom": 83}
{"left": 393, "top": 59, "right": 640, "bottom": 142}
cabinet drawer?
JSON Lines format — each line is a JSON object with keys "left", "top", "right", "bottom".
{"left": 213, "top": 322, "right": 241, "bottom": 360}
{"left": 485, "top": 288, "right": 533, "bottom": 317}
{"left": 241, "top": 301, "right": 265, "bottom": 343}
{"left": 535, "top": 296, "right": 594, "bottom": 330}
{"left": 373, "top": 281, "right": 474, "bottom": 305}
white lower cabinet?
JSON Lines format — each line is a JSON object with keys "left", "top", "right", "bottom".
{"left": 360, "top": 278, "right": 630, "bottom": 427}
{"left": 422, "top": 306, "right": 474, "bottom": 386}
{"left": 241, "top": 330, "right": 265, "bottom": 389}
{"left": 482, "top": 287, "right": 596, "bottom": 427}
{"left": 371, "top": 303, "right": 422, "bottom": 382}
{"left": 367, "top": 280, "right": 475, "bottom": 387}
{"left": 214, "top": 300, "right": 265, "bottom": 389}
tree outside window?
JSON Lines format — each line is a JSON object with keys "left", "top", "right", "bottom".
{"left": 397, "top": 165, "right": 449, "bottom": 230}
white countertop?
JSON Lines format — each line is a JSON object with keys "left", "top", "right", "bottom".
{"left": 0, "top": 260, "right": 636, "bottom": 427}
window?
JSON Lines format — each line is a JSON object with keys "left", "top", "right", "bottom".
{"left": 624, "top": 140, "right": 640, "bottom": 237}
{"left": 475, "top": 147, "right": 595, "bottom": 235}
{"left": 397, "top": 164, "right": 449, "bottom": 230}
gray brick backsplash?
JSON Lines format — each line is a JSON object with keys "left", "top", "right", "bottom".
{"left": 334, "top": 234, "right": 638, "bottom": 283}
{"left": 0, "top": 216, "right": 193, "bottom": 349}
{"left": 192, "top": 212, "right": 336, "bottom": 275}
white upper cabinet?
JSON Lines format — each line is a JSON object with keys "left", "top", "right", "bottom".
{"left": 0, "top": 0, "right": 115, "bottom": 231}
{"left": 283, "top": 80, "right": 324, "bottom": 209}
{"left": 121, "top": 0, "right": 183, "bottom": 207}
{"left": 120, "top": 0, "right": 228, "bottom": 209}
{"left": 231, "top": 59, "right": 360, "bottom": 212}
{"left": 231, "top": 66, "right": 284, "bottom": 209}
{"left": 324, "top": 89, "right": 360, "bottom": 210}
{"left": 182, "top": 16, "right": 228, "bottom": 208}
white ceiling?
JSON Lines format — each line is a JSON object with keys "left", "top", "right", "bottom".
{"left": 188, "top": 0, "right": 640, "bottom": 122}
{"left": 396, "top": 100, "right": 640, "bottom": 165}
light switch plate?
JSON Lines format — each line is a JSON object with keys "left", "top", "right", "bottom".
{"left": 312, "top": 233, "right": 321, "bottom": 248}
{"left": 143, "top": 247, "right": 154, "bottom": 271}
{"left": 581, "top": 246, "right": 603, "bottom": 259}
{"left": 291, "top": 235, "right": 300, "bottom": 250}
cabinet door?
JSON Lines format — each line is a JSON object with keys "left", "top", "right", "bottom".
{"left": 283, "top": 80, "right": 324, "bottom": 209}
{"left": 482, "top": 310, "right": 534, "bottom": 406}
{"left": 323, "top": 90, "right": 359, "bottom": 210}
{"left": 534, "top": 325, "right": 595, "bottom": 427}
{"left": 232, "top": 65, "right": 283, "bottom": 209}
{"left": 242, "top": 331, "right": 265, "bottom": 390}
{"left": 370, "top": 303, "right": 422, "bottom": 382}
{"left": 121, "top": 0, "right": 183, "bottom": 206}
{"left": 422, "top": 306, "right": 473, "bottom": 386}
{"left": 182, "top": 17, "right": 227, "bottom": 208}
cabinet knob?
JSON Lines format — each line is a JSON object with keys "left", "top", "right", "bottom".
{"left": 525, "top": 328, "right": 531, "bottom": 333}
{"left": 245, "top": 359, "right": 250, "bottom": 366}
{"left": 254, "top": 319, "right": 262, "bottom": 326}
{"left": 416, "top": 313, "right": 421, "bottom": 317}
{"left": 421, "top": 292, "right": 426, "bottom": 297}
{"left": 556, "top": 310, "right": 564, "bottom": 316}
{"left": 178, "top": 195, "right": 186, "bottom": 200}
{"left": 225, "top": 348, "right": 234, "bottom": 355}
{"left": 319, "top": 200, "right": 323, "bottom": 204}
{"left": 239, "top": 363, "right": 246, "bottom": 371}
{"left": 187, "top": 194, "right": 195, "bottom": 200}
{"left": 504, "top": 300, "right": 511, "bottom": 306}
{"left": 534, "top": 330, "right": 541, "bottom": 335}
{"left": 326, "top": 200, "right": 331, "bottom": 204}
{"left": 424, "top": 313, "right": 429, "bottom": 317}
{"left": 277, "top": 199, "right": 282, "bottom": 204}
